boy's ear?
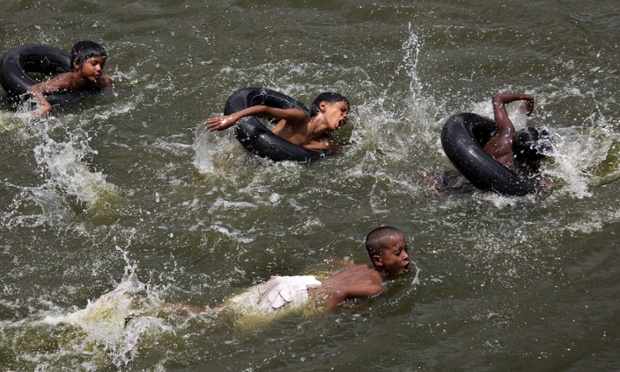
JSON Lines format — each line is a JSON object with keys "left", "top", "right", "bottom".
{"left": 72, "top": 60, "right": 81, "bottom": 70}
{"left": 318, "top": 101, "right": 328, "bottom": 113}
{"left": 371, "top": 254, "right": 384, "bottom": 267}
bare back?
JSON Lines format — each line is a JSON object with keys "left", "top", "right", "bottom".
{"left": 309, "top": 264, "right": 384, "bottom": 309}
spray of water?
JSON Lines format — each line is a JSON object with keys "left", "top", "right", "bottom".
{"left": 1, "top": 112, "right": 121, "bottom": 229}
{"left": 0, "top": 244, "right": 172, "bottom": 369}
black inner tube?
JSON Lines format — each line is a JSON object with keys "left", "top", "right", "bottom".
{"left": 223, "top": 87, "right": 327, "bottom": 162}
{"left": 440, "top": 113, "right": 539, "bottom": 196}
{"left": 0, "top": 44, "right": 92, "bottom": 106}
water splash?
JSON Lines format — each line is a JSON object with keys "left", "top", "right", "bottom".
{"left": 0, "top": 246, "right": 171, "bottom": 369}
{"left": 544, "top": 112, "right": 620, "bottom": 198}
{"left": 401, "top": 22, "right": 439, "bottom": 143}
{"left": 1, "top": 114, "right": 120, "bottom": 229}
{"left": 48, "top": 259, "right": 169, "bottom": 368}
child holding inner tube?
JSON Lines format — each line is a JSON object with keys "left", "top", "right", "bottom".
{"left": 483, "top": 93, "right": 553, "bottom": 178}
{"left": 204, "top": 92, "right": 350, "bottom": 153}
{"left": 162, "top": 226, "right": 412, "bottom": 315}
{"left": 29, "top": 40, "right": 114, "bottom": 118}
{"left": 423, "top": 93, "right": 553, "bottom": 194}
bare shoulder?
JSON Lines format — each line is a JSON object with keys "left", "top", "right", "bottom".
{"left": 310, "top": 258, "right": 356, "bottom": 274}
{"left": 311, "top": 264, "right": 385, "bottom": 309}
{"left": 322, "top": 264, "right": 382, "bottom": 287}
{"left": 29, "top": 72, "right": 73, "bottom": 93}
{"left": 49, "top": 72, "right": 74, "bottom": 87}
{"left": 264, "top": 106, "right": 308, "bottom": 125}
{"left": 287, "top": 107, "right": 311, "bottom": 123}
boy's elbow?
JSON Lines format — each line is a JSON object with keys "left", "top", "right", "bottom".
{"left": 28, "top": 84, "right": 48, "bottom": 99}
{"left": 27, "top": 85, "right": 47, "bottom": 104}
{"left": 492, "top": 93, "right": 506, "bottom": 106}
{"left": 325, "top": 290, "right": 348, "bottom": 310}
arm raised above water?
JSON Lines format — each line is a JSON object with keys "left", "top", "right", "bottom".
{"left": 483, "top": 93, "right": 535, "bottom": 163}
{"left": 204, "top": 105, "right": 308, "bottom": 132}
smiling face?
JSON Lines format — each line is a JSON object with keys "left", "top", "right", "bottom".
{"left": 74, "top": 56, "right": 106, "bottom": 84}
{"left": 373, "top": 233, "right": 410, "bottom": 276}
{"left": 320, "top": 100, "right": 349, "bottom": 132}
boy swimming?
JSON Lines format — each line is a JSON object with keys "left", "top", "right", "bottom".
{"left": 423, "top": 93, "right": 553, "bottom": 194}
{"left": 28, "top": 40, "right": 114, "bottom": 117}
{"left": 483, "top": 93, "right": 553, "bottom": 177}
{"left": 165, "top": 226, "right": 411, "bottom": 315}
{"left": 204, "top": 92, "right": 350, "bottom": 153}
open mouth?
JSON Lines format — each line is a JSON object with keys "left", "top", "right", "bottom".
{"left": 403, "top": 262, "right": 410, "bottom": 272}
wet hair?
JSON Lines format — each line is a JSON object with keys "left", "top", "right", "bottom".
{"left": 365, "top": 226, "right": 404, "bottom": 260}
{"left": 309, "top": 92, "right": 349, "bottom": 117}
{"left": 70, "top": 40, "right": 107, "bottom": 67}
{"left": 512, "top": 127, "right": 553, "bottom": 168}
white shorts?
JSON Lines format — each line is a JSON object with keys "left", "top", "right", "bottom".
{"left": 228, "top": 275, "right": 322, "bottom": 314}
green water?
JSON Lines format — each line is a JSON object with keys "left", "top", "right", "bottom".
{"left": 1, "top": 0, "right": 619, "bottom": 370}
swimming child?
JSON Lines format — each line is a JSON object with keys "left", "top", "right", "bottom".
{"left": 423, "top": 93, "right": 553, "bottom": 194}
{"left": 483, "top": 93, "right": 553, "bottom": 177}
{"left": 28, "top": 40, "right": 114, "bottom": 118}
{"left": 165, "top": 226, "right": 411, "bottom": 315}
{"left": 204, "top": 92, "right": 350, "bottom": 153}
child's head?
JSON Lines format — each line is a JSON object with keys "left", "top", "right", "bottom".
{"left": 309, "top": 92, "right": 349, "bottom": 117}
{"left": 512, "top": 127, "right": 553, "bottom": 167}
{"left": 70, "top": 40, "right": 107, "bottom": 68}
{"left": 365, "top": 226, "right": 410, "bottom": 275}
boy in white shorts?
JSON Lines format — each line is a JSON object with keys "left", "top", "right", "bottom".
{"left": 166, "top": 226, "right": 412, "bottom": 315}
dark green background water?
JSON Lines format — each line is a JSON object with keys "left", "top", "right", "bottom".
{"left": 1, "top": 0, "right": 619, "bottom": 370}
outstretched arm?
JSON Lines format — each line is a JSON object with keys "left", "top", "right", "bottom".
{"left": 204, "top": 105, "right": 308, "bottom": 132}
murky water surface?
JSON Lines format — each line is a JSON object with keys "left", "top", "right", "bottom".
{"left": 1, "top": 0, "right": 619, "bottom": 370}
